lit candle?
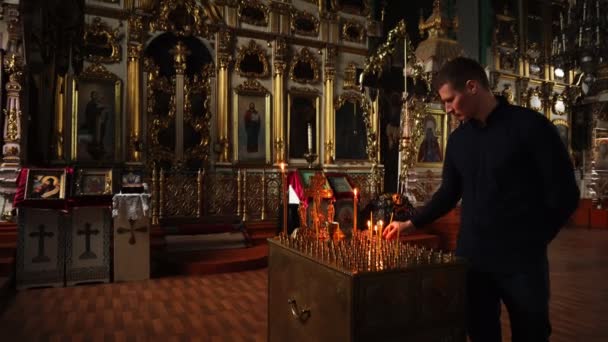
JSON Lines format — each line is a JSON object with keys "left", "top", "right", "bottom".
{"left": 353, "top": 188, "right": 358, "bottom": 234}
{"left": 307, "top": 123, "right": 313, "bottom": 152}
{"left": 583, "top": 2, "right": 587, "bottom": 21}
{"left": 378, "top": 220, "right": 384, "bottom": 247}
{"left": 367, "top": 220, "right": 372, "bottom": 239}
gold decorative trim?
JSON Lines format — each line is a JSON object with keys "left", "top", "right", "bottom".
{"left": 289, "top": 86, "right": 320, "bottom": 94}
{"left": 79, "top": 63, "right": 121, "bottom": 80}
{"left": 235, "top": 79, "right": 270, "bottom": 94}
{"left": 331, "top": 0, "right": 370, "bottom": 16}
{"left": 290, "top": 10, "right": 319, "bottom": 37}
{"left": 84, "top": 17, "right": 123, "bottom": 64}
{"left": 334, "top": 92, "right": 374, "bottom": 163}
{"left": 151, "top": 0, "right": 216, "bottom": 38}
{"left": 183, "top": 65, "right": 214, "bottom": 165}
{"left": 341, "top": 18, "right": 366, "bottom": 44}
{"left": 238, "top": 0, "right": 269, "bottom": 27}
{"left": 552, "top": 119, "right": 568, "bottom": 127}
{"left": 343, "top": 61, "right": 358, "bottom": 91}
{"left": 289, "top": 47, "right": 321, "bottom": 84}
{"left": 235, "top": 40, "right": 270, "bottom": 79}
{"left": 146, "top": 60, "right": 177, "bottom": 165}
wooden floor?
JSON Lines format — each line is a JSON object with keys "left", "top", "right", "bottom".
{"left": 0, "top": 226, "right": 607, "bottom": 341}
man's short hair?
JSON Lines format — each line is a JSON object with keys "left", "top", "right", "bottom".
{"left": 433, "top": 57, "right": 490, "bottom": 91}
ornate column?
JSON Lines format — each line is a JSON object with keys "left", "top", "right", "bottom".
{"left": 216, "top": 28, "right": 233, "bottom": 163}
{"left": 323, "top": 45, "right": 336, "bottom": 165}
{"left": 273, "top": 38, "right": 287, "bottom": 164}
{"left": 127, "top": 14, "right": 145, "bottom": 163}
{"left": 0, "top": 5, "right": 23, "bottom": 221}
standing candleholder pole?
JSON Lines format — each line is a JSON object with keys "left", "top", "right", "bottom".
{"left": 280, "top": 163, "right": 288, "bottom": 236}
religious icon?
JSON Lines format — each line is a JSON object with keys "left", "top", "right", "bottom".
{"left": 234, "top": 88, "right": 269, "bottom": 163}
{"left": 25, "top": 169, "right": 67, "bottom": 200}
{"left": 596, "top": 138, "right": 608, "bottom": 170}
{"left": 74, "top": 168, "right": 113, "bottom": 196}
{"left": 244, "top": 102, "right": 261, "bottom": 153}
{"left": 417, "top": 114, "right": 445, "bottom": 164}
{"left": 74, "top": 65, "right": 121, "bottom": 162}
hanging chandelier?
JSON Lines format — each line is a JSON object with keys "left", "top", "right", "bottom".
{"left": 552, "top": 0, "right": 607, "bottom": 93}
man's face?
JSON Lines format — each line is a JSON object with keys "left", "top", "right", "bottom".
{"left": 438, "top": 82, "right": 477, "bottom": 122}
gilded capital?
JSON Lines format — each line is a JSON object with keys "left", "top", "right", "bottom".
{"left": 128, "top": 44, "right": 143, "bottom": 60}
{"left": 274, "top": 37, "right": 287, "bottom": 61}
{"left": 218, "top": 55, "right": 232, "bottom": 69}
{"left": 324, "top": 67, "right": 336, "bottom": 81}
{"left": 274, "top": 61, "right": 286, "bottom": 75}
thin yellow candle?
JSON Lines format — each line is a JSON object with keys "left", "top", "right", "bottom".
{"left": 367, "top": 220, "right": 372, "bottom": 240}
{"left": 280, "top": 162, "right": 288, "bottom": 236}
{"left": 378, "top": 220, "right": 383, "bottom": 248}
{"left": 353, "top": 188, "right": 358, "bottom": 235}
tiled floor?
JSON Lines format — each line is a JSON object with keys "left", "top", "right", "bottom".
{"left": 0, "top": 226, "right": 607, "bottom": 341}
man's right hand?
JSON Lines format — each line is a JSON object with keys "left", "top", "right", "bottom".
{"left": 383, "top": 220, "right": 415, "bottom": 240}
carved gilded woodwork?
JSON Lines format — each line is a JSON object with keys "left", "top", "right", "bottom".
{"left": 244, "top": 171, "right": 264, "bottom": 221}
{"left": 291, "top": 10, "right": 319, "bottom": 37}
{"left": 265, "top": 171, "right": 281, "bottom": 219}
{"left": 235, "top": 40, "right": 270, "bottom": 79}
{"left": 359, "top": 20, "right": 410, "bottom": 84}
{"left": 343, "top": 61, "right": 358, "bottom": 91}
{"left": 334, "top": 92, "right": 375, "bottom": 163}
{"left": 70, "top": 63, "right": 122, "bottom": 162}
{"left": 492, "top": 5, "right": 519, "bottom": 72}
{"left": 289, "top": 47, "right": 321, "bottom": 84}
{"left": 238, "top": 0, "right": 269, "bottom": 27}
{"left": 151, "top": 0, "right": 215, "bottom": 38}
{"left": 145, "top": 59, "right": 177, "bottom": 167}
{"left": 84, "top": 17, "right": 123, "bottom": 64}
{"left": 160, "top": 168, "right": 200, "bottom": 218}
{"left": 340, "top": 18, "right": 366, "bottom": 44}
{"left": 206, "top": 171, "right": 238, "bottom": 216}
{"left": 331, "top": 0, "right": 370, "bottom": 16}
{"left": 183, "top": 64, "right": 214, "bottom": 165}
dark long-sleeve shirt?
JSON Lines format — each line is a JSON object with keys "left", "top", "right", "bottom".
{"left": 412, "top": 97, "right": 580, "bottom": 271}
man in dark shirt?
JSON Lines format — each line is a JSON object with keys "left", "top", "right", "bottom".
{"left": 383, "top": 57, "right": 579, "bottom": 342}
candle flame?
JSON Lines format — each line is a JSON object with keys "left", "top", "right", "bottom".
{"left": 280, "top": 163, "right": 285, "bottom": 172}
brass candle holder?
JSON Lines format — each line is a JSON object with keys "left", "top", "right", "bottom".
{"left": 303, "top": 149, "right": 318, "bottom": 169}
